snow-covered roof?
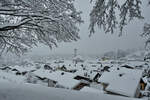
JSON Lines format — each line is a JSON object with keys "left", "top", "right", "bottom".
{"left": 90, "top": 83, "right": 104, "bottom": 90}
{"left": 121, "top": 61, "right": 146, "bottom": 69}
{"left": 100, "top": 60, "right": 113, "bottom": 64}
{"left": 0, "top": 80, "right": 141, "bottom": 100}
{"left": 56, "top": 60, "right": 77, "bottom": 70}
{"left": 73, "top": 55, "right": 84, "bottom": 60}
{"left": 33, "top": 70, "right": 80, "bottom": 89}
{"left": 0, "top": 70, "right": 25, "bottom": 83}
{"left": 98, "top": 67, "right": 143, "bottom": 97}
{"left": 74, "top": 69, "right": 98, "bottom": 80}
{"left": 10, "top": 65, "right": 35, "bottom": 72}
{"left": 32, "top": 69, "right": 50, "bottom": 78}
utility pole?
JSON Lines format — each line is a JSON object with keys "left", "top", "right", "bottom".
{"left": 74, "top": 48, "right": 77, "bottom": 57}
{"left": 74, "top": 48, "right": 77, "bottom": 67}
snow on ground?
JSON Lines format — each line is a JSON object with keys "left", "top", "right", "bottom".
{"left": 0, "top": 80, "right": 142, "bottom": 100}
{"left": 80, "top": 86, "right": 104, "bottom": 94}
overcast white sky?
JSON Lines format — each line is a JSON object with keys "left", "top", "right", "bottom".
{"left": 29, "top": 0, "right": 150, "bottom": 56}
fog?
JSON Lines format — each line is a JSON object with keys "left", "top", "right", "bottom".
{"left": 30, "top": 0, "right": 150, "bottom": 56}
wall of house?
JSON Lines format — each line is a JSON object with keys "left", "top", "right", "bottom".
{"left": 134, "top": 83, "right": 141, "bottom": 98}
{"left": 48, "top": 79, "right": 56, "bottom": 87}
{"left": 73, "top": 83, "right": 89, "bottom": 90}
{"left": 101, "top": 83, "right": 108, "bottom": 91}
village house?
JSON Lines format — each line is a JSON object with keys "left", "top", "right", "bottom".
{"left": 56, "top": 65, "right": 77, "bottom": 73}
{"left": 33, "top": 70, "right": 86, "bottom": 90}
{"left": 0, "top": 66, "right": 11, "bottom": 72}
{"left": 73, "top": 55, "right": 84, "bottom": 64}
{"left": 120, "top": 60, "right": 148, "bottom": 70}
{"left": 43, "top": 64, "right": 53, "bottom": 70}
{"left": 54, "top": 59, "right": 64, "bottom": 64}
{"left": 98, "top": 67, "right": 144, "bottom": 98}
{"left": 10, "top": 65, "right": 36, "bottom": 76}
{"left": 74, "top": 70, "right": 101, "bottom": 83}
{"left": 140, "top": 77, "right": 147, "bottom": 91}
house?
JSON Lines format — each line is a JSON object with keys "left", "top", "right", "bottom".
{"left": 120, "top": 61, "right": 148, "bottom": 70}
{"left": 44, "top": 64, "right": 53, "bottom": 70}
{"left": 101, "top": 66, "right": 110, "bottom": 72}
{"left": 60, "top": 66, "right": 77, "bottom": 73}
{"left": 74, "top": 75, "right": 92, "bottom": 83}
{"left": 144, "top": 51, "right": 150, "bottom": 61}
{"left": 46, "top": 71, "right": 81, "bottom": 89}
{"left": 54, "top": 59, "right": 64, "bottom": 64}
{"left": 33, "top": 70, "right": 82, "bottom": 89}
{"left": 120, "top": 65, "right": 134, "bottom": 69}
{"left": 58, "top": 65, "right": 67, "bottom": 71}
{"left": 74, "top": 70, "right": 100, "bottom": 83}
{"left": 0, "top": 66, "right": 11, "bottom": 71}
{"left": 0, "top": 65, "right": 28, "bottom": 75}
{"left": 11, "top": 65, "right": 35, "bottom": 76}
{"left": 140, "top": 77, "right": 147, "bottom": 90}
{"left": 98, "top": 67, "right": 143, "bottom": 98}
{"left": 73, "top": 55, "right": 84, "bottom": 64}
{"left": 101, "top": 57, "right": 109, "bottom": 61}
{"left": 73, "top": 83, "right": 89, "bottom": 90}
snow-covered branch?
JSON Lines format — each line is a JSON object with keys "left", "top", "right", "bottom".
{"left": 0, "top": 0, "right": 83, "bottom": 55}
{"left": 89, "top": 0, "right": 144, "bottom": 36}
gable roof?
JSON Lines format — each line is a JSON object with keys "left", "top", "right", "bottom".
{"left": 33, "top": 70, "right": 80, "bottom": 89}
{"left": 98, "top": 67, "right": 143, "bottom": 97}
